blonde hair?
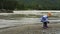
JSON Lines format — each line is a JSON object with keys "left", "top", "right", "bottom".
{"left": 47, "top": 12, "right": 52, "bottom": 16}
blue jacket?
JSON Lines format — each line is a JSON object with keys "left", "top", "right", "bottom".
{"left": 41, "top": 15, "right": 48, "bottom": 22}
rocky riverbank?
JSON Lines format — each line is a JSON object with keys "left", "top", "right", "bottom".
{"left": 0, "top": 23, "right": 60, "bottom": 34}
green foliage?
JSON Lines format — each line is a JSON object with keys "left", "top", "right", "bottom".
{"left": 0, "top": 0, "right": 60, "bottom": 10}
{"left": 0, "top": 0, "right": 17, "bottom": 10}
{"left": 16, "top": 0, "right": 60, "bottom": 10}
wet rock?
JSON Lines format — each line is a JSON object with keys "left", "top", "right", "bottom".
{"left": 0, "top": 9, "right": 13, "bottom": 13}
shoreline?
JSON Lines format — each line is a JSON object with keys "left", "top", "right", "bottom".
{"left": 0, "top": 23, "right": 60, "bottom": 34}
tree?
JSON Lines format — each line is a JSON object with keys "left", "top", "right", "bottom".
{"left": 0, "top": 0, "right": 17, "bottom": 10}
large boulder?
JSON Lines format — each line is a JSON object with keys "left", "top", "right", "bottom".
{"left": 7, "top": 10, "right": 13, "bottom": 13}
{"left": 0, "top": 9, "right": 13, "bottom": 13}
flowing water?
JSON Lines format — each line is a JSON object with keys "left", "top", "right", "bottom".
{"left": 0, "top": 11, "right": 60, "bottom": 34}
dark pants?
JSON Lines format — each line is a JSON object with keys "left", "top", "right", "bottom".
{"left": 43, "top": 22, "right": 48, "bottom": 28}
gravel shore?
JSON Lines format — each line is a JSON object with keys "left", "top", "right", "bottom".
{"left": 0, "top": 23, "right": 60, "bottom": 34}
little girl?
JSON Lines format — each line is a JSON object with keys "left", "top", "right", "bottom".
{"left": 41, "top": 15, "right": 49, "bottom": 28}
